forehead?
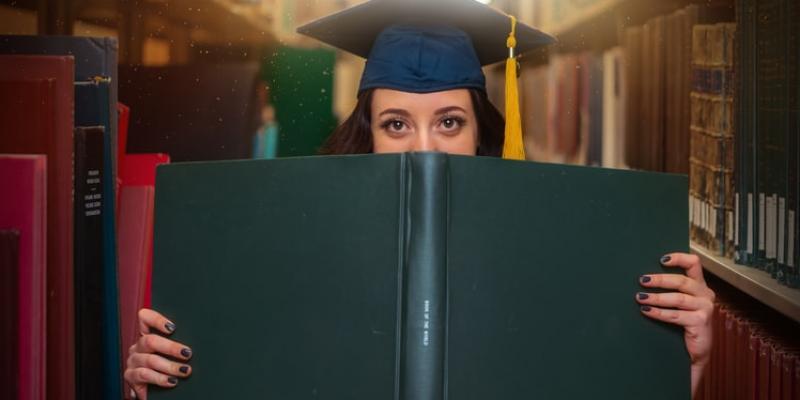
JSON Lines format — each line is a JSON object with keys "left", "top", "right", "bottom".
{"left": 371, "top": 88, "right": 473, "bottom": 113}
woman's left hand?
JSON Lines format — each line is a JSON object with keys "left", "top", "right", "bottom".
{"left": 636, "top": 252, "right": 715, "bottom": 394}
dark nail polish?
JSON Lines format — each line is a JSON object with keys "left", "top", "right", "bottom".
{"left": 660, "top": 255, "right": 672, "bottom": 264}
{"left": 638, "top": 292, "right": 649, "bottom": 300}
{"left": 179, "top": 365, "right": 189, "bottom": 374}
{"left": 640, "top": 275, "right": 651, "bottom": 283}
{"left": 165, "top": 322, "right": 176, "bottom": 333}
{"left": 168, "top": 377, "right": 178, "bottom": 385}
{"left": 181, "top": 348, "right": 192, "bottom": 358}
{"left": 641, "top": 306, "right": 652, "bottom": 312}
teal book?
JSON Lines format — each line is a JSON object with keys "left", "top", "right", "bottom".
{"left": 152, "top": 153, "right": 690, "bottom": 399}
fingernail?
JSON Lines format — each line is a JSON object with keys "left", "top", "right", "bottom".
{"left": 181, "top": 348, "right": 192, "bottom": 358}
{"left": 168, "top": 377, "right": 178, "bottom": 385}
{"left": 637, "top": 292, "right": 649, "bottom": 300}
{"left": 640, "top": 275, "right": 651, "bottom": 283}
{"left": 179, "top": 365, "right": 189, "bottom": 374}
{"left": 165, "top": 322, "right": 176, "bottom": 333}
{"left": 660, "top": 255, "right": 672, "bottom": 264}
{"left": 641, "top": 306, "right": 652, "bottom": 312}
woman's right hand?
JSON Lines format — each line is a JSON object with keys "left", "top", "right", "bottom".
{"left": 124, "top": 308, "right": 193, "bottom": 399}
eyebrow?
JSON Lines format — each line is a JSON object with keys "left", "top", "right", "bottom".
{"left": 378, "top": 106, "right": 467, "bottom": 117}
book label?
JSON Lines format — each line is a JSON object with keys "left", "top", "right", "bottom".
{"left": 766, "top": 195, "right": 776, "bottom": 260}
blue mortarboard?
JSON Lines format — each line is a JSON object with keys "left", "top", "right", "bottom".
{"left": 297, "top": 0, "right": 556, "bottom": 95}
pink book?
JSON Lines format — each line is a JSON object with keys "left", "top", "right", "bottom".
{"left": 121, "top": 153, "right": 170, "bottom": 308}
{"left": 117, "top": 185, "right": 155, "bottom": 368}
{"left": 0, "top": 154, "right": 47, "bottom": 400}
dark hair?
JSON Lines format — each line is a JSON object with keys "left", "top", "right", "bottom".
{"left": 320, "top": 88, "right": 505, "bottom": 157}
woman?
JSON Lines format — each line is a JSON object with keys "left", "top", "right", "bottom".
{"left": 124, "top": 1, "right": 715, "bottom": 398}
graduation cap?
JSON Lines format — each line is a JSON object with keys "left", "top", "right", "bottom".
{"left": 297, "top": 0, "right": 556, "bottom": 160}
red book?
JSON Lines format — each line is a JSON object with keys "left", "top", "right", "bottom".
{"left": 771, "top": 344, "right": 783, "bottom": 400}
{"left": 758, "top": 336, "right": 772, "bottom": 400}
{"left": 121, "top": 153, "right": 170, "bottom": 186}
{"left": 117, "top": 185, "right": 155, "bottom": 372}
{"left": 745, "top": 327, "right": 760, "bottom": 400}
{"left": 1, "top": 230, "right": 20, "bottom": 400}
{"left": 782, "top": 352, "right": 796, "bottom": 400}
{"left": 121, "top": 153, "right": 170, "bottom": 308}
{"left": 0, "top": 155, "right": 46, "bottom": 400}
{"left": 0, "top": 54, "right": 75, "bottom": 400}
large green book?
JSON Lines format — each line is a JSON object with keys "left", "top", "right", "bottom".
{"left": 151, "top": 153, "right": 690, "bottom": 399}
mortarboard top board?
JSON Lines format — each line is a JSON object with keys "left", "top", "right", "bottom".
{"left": 296, "top": 0, "right": 556, "bottom": 67}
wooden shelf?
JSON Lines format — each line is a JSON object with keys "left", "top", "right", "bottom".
{"left": 691, "top": 242, "right": 800, "bottom": 324}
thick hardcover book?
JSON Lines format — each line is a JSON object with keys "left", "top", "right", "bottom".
{"left": 0, "top": 55, "right": 76, "bottom": 400}
{"left": 0, "top": 35, "right": 119, "bottom": 180}
{"left": 117, "top": 185, "right": 155, "bottom": 382}
{"left": 151, "top": 153, "right": 690, "bottom": 399}
{"left": 75, "top": 79, "right": 123, "bottom": 399}
{"left": 0, "top": 155, "right": 47, "bottom": 400}
{"left": 0, "top": 230, "right": 20, "bottom": 400}
{"left": 73, "top": 126, "right": 106, "bottom": 400}
{"left": 121, "top": 154, "right": 171, "bottom": 309}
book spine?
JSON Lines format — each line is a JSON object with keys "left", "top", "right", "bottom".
{"left": 399, "top": 153, "right": 448, "bottom": 400}
{"left": 0, "top": 230, "right": 20, "bottom": 400}
{"left": 73, "top": 126, "right": 106, "bottom": 400}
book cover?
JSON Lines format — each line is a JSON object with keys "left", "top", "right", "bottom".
{"left": 0, "top": 154, "right": 47, "bottom": 400}
{"left": 0, "top": 230, "right": 20, "bottom": 400}
{"left": 75, "top": 79, "right": 124, "bottom": 399}
{"left": 150, "top": 153, "right": 689, "bottom": 399}
{"left": 73, "top": 126, "right": 106, "bottom": 400}
{"left": 117, "top": 185, "right": 155, "bottom": 387}
{"left": 0, "top": 55, "right": 76, "bottom": 400}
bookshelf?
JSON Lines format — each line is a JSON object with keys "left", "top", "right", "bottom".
{"left": 691, "top": 242, "right": 800, "bottom": 323}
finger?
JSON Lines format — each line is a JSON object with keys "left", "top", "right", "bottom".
{"left": 639, "top": 306, "right": 708, "bottom": 327}
{"left": 134, "top": 334, "right": 193, "bottom": 361}
{"left": 124, "top": 367, "right": 179, "bottom": 388}
{"left": 635, "top": 292, "right": 713, "bottom": 312}
{"left": 138, "top": 309, "right": 176, "bottom": 336}
{"left": 639, "top": 273, "right": 705, "bottom": 297}
{"left": 129, "top": 353, "right": 192, "bottom": 378}
{"left": 660, "top": 253, "right": 704, "bottom": 283}
{"left": 131, "top": 385, "right": 146, "bottom": 400}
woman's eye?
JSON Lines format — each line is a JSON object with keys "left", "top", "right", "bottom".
{"left": 440, "top": 117, "right": 463, "bottom": 131}
{"left": 390, "top": 120, "right": 405, "bottom": 131}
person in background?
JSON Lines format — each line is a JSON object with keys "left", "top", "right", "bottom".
{"left": 124, "top": 1, "right": 715, "bottom": 398}
{"left": 252, "top": 104, "right": 279, "bottom": 159}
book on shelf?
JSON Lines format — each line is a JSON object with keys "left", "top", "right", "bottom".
{"left": 73, "top": 126, "right": 106, "bottom": 400}
{"left": 0, "top": 230, "right": 20, "bottom": 400}
{"left": 151, "top": 153, "right": 689, "bottom": 399}
{"left": 0, "top": 55, "right": 76, "bottom": 400}
{"left": 689, "top": 23, "right": 736, "bottom": 259}
{"left": 0, "top": 154, "right": 47, "bottom": 400}
{"left": 74, "top": 77, "right": 123, "bottom": 399}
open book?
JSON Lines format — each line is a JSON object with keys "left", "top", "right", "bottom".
{"left": 152, "top": 153, "right": 689, "bottom": 399}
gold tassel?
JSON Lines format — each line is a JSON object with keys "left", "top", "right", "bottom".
{"left": 502, "top": 15, "right": 525, "bottom": 160}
